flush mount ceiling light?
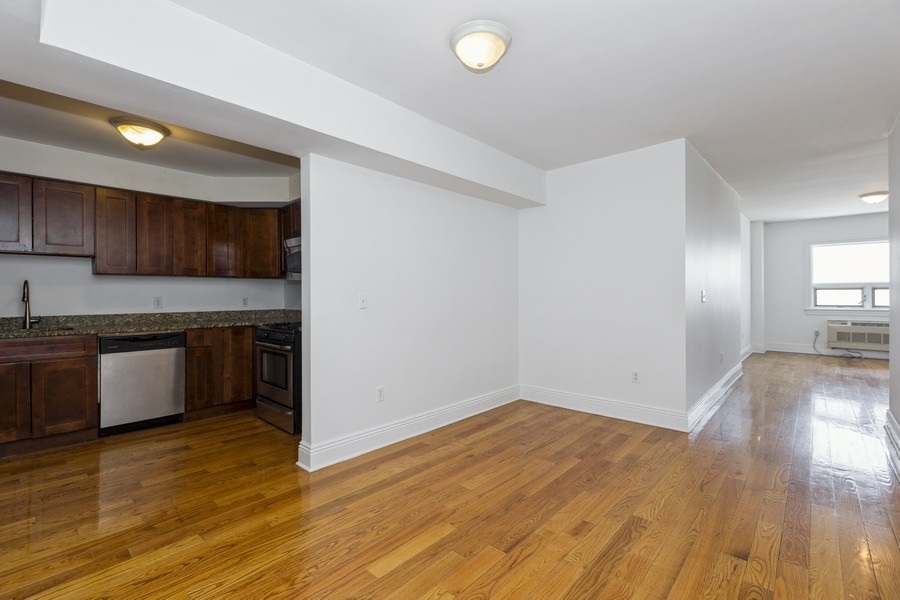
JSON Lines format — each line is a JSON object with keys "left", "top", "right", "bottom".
{"left": 450, "top": 20, "right": 512, "bottom": 72}
{"left": 109, "top": 117, "right": 170, "bottom": 150}
{"left": 859, "top": 191, "right": 889, "bottom": 204}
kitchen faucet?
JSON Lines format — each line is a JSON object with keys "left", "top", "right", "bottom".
{"left": 22, "top": 280, "right": 42, "bottom": 330}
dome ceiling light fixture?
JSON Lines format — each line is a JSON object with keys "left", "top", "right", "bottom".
{"left": 859, "top": 191, "right": 889, "bottom": 204}
{"left": 449, "top": 20, "right": 512, "bottom": 73}
{"left": 109, "top": 117, "right": 171, "bottom": 150}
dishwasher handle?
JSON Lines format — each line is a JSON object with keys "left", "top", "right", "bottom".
{"left": 100, "top": 331, "right": 187, "bottom": 354}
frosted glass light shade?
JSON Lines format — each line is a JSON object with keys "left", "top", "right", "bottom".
{"left": 450, "top": 20, "right": 511, "bottom": 72}
{"left": 110, "top": 117, "right": 170, "bottom": 149}
{"left": 859, "top": 191, "right": 889, "bottom": 204}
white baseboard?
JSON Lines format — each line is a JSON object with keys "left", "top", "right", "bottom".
{"left": 886, "top": 410, "right": 900, "bottom": 481}
{"left": 741, "top": 344, "right": 753, "bottom": 360}
{"left": 764, "top": 342, "right": 888, "bottom": 360}
{"left": 518, "top": 385, "right": 691, "bottom": 432}
{"left": 296, "top": 385, "right": 519, "bottom": 472}
{"left": 751, "top": 343, "right": 766, "bottom": 354}
{"left": 686, "top": 364, "right": 743, "bottom": 430}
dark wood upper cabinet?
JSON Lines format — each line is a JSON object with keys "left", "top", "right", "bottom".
{"left": 0, "top": 173, "right": 32, "bottom": 253}
{"left": 94, "top": 187, "right": 136, "bottom": 275}
{"left": 207, "top": 204, "right": 243, "bottom": 277}
{"left": 136, "top": 193, "right": 174, "bottom": 275}
{"left": 279, "top": 200, "right": 301, "bottom": 241}
{"left": 243, "top": 208, "right": 282, "bottom": 278}
{"left": 173, "top": 198, "right": 208, "bottom": 277}
{"left": 32, "top": 179, "right": 95, "bottom": 256}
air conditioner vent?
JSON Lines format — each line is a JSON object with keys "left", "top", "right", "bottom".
{"left": 826, "top": 320, "right": 889, "bottom": 352}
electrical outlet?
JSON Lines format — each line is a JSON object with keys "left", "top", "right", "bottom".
{"left": 631, "top": 370, "right": 640, "bottom": 384}
{"left": 153, "top": 296, "right": 163, "bottom": 310}
{"left": 720, "top": 352, "right": 724, "bottom": 363}
{"left": 242, "top": 296, "right": 249, "bottom": 307}
{"left": 376, "top": 386, "right": 385, "bottom": 403}
{"left": 814, "top": 329, "right": 820, "bottom": 336}
{"left": 358, "top": 293, "right": 368, "bottom": 310}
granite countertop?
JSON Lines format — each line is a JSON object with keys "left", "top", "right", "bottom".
{"left": 0, "top": 309, "right": 302, "bottom": 339}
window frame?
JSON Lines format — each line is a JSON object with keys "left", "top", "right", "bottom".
{"left": 805, "top": 238, "right": 889, "bottom": 313}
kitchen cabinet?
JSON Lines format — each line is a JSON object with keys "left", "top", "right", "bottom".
{"left": 94, "top": 187, "right": 137, "bottom": 274}
{"left": 186, "top": 326, "right": 254, "bottom": 413}
{"left": 173, "top": 198, "right": 208, "bottom": 276}
{"left": 207, "top": 204, "right": 243, "bottom": 277}
{"left": 243, "top": 208, "right": 282, "bottom": 278}
{"left": 280, "top": 199, "right": 301, "bottom": 241}
{"left": 32, "top": 179, "right": 95, "bottom": 256}
{"left": 0, "top": 173, "right": 32, "bottom": 253}
{"left": 136, "top": 193, "right": 174, "bottom": 275}
{"left": 0, "top": 362, "right": 30, "bottom": 443}
{"left": 222, "top": 326, "right": 254, "bottom": 403}
{"left": 0, "top": 335, "right": 98, "bottom": 447}
{"left": 31, "top": 356, "right": 98, "bottom": 437}
{"left": 186, "top": 328, "right": 223, "bottom": 411}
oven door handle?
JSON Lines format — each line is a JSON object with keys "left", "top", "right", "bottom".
{"left": 256, "top": 341, "right": 293, "bottom": 352}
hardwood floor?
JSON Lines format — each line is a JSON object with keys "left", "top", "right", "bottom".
{"left": 1, "top": 352, "right": 898, "bottom": 599}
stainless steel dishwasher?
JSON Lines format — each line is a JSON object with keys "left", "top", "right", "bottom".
{"left": 99, "top": 332, "right": 186, "bottom": 436}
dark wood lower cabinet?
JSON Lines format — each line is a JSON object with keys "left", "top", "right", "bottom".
{"left": 186, "top": 328, "right": 223, "bottom": 411}
{"left": 0, "top": 336, "right": 99, "bottom": 453}
{"left": 222, "top": 327, "right": 254, "bottom": 403}
{"left": 31, "top": 356, "right": 98, "bottom": 437}
{"left": 0, "top": 362, "right": 30, "bottom": 443}
{"left": 186, "top": 327, "right": 254, "bottom": 414}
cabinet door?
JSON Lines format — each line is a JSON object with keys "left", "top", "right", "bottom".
{"left": 33, "top": 180, "right": 95, "bottom": 256}
{"left": 243, "top": 208, "right": 281, "bottom": 278}
{"left": 0, "top": 173, "right": 32, "bottom": 252}
{"left": 0, "top": 362, "right": 31, "bottom": 443}
{"left": 136, "top": 193, "right": 174, "bottom": 275}
{"left": 207, "top": 204, "right": 243, "bottom": 277}
{"left": 31, "top": 356, "right": 98, "bottom": 438}
{"left": 185, "top": 328, "right": 223, "bottom": 411}
{"left": 222, "top": 326, "right": 254, "bottom": 404}
{"left": 94, "top": 187, "right": 136, "bottom": 274}
{"left": 280, "top": 200, "right": 301, "bottom": 240}
{"left": 173, "top": 198, "right": 208, "bottom": 276}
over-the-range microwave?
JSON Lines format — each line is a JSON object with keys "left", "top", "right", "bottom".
{"left": 283, "top": 236, "right": 301, "bottom": 280}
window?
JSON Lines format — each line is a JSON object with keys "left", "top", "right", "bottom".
{"left": 810, "top": 241, "right": 889, "bottom": 308}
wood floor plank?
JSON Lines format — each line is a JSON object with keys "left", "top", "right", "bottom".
{"left": 0, "top": 353, "right": 895, "bottom": 598}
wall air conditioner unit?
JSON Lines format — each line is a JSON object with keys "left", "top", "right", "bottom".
{"left": 826, "top": 320, "right": 889, "bottom": 352}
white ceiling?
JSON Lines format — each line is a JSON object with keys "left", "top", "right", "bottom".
{"left": 1, "top": 0, "right": 899, "bottom": 221}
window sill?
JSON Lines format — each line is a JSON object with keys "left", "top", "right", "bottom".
{"left": 804, "top": 307, "right": 889, "bottom": 318}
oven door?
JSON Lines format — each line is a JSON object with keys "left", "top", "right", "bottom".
{"left": 256, "top": 340, "right": 293, "bottom": 408}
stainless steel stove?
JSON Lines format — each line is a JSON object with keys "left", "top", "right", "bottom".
{"left": 255, "top": 322, "right": 301, "bottom": 434}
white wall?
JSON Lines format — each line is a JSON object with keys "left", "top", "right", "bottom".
{"left": 518, "top": 140, "right": 689, "bottom": 430}
{"left": 764, "top": 213, "right": 889, "bottom": 355}
{"left": 888, "top": 114, "right": 900, "bottom": 451}
{"left": 750, "top": 221, "right": 766, "bottom": 353}
{"left": 740, "top": 215, "right": 752, "bottom": 357}
{"left": 684, "top": 143, "right": 742, "bottom": 413}
{"left": 300, "top": 155, "right": 519, "bottom": 470}
{"left": 0, "top": 254, "right": 286, "bottom": 316}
